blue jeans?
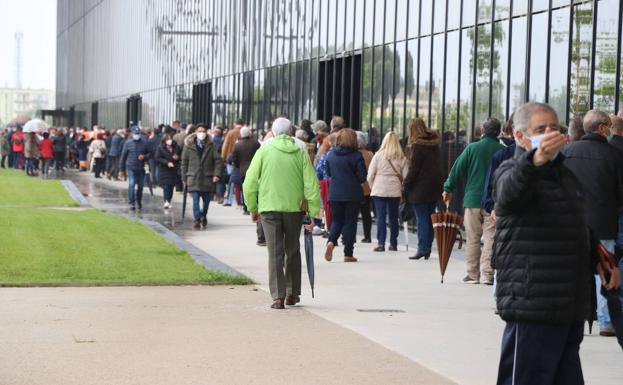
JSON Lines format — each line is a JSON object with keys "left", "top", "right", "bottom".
{"left": 191, "top": 191, "right": 211, "bottom": 221}
{"left": 373, "top": 197, "right": 400, "bottom": 247}
{"left": 413, "top": 201, "right": 437, "bottom": 254}
{"left": 25, "top": 157, "right": 35, "bottom": 175}
{"left": 127, "top": 169, "right": 145, "bottom": 205}
{"left": 225, "top": 180, "right": 234, "bottom": 205}
{"left": 12, "top": 152, "right": 22, "bottom": 169}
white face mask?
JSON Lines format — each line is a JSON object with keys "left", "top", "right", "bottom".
{"left": 165, "top": 139, "right": 173, "bottom": 146}
{"left": 132, "top": 133, "right": 140, "bottom": 141}
{"left": 197, "top": 132, "right": 207, "bottom": 141}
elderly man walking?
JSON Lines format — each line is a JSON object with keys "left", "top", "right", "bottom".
{"left": 492, "top": 102, "right": 619, "bottom": 385}
{"left": 243, "top": 118, "right": 320, "bottom": 309}
{"left": 562, "top": 109, "right": 623, "bottom": 337}
{"left": 443, "top": 118, "right": 504, "bottom": 284}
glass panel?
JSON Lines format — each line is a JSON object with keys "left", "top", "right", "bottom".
{"left": 396, "top": 0, "right": 408, "bottom": 40}
{"left": 478, "top": 0, "right": 492, "bottom": 23}
{"left": 508, "top": 16, "right": 527, "bottom": 117}
{"left": 431, "top": 34, "right": 444, "bottom": 130}
{"left": 495, "top": 0, "right": 511, "bottom": 21}
{"left": 434, "top": 0, "right": 447, "bottom": 33}
{"left": 364, "top": 0, "right": 374, "bottom": 46}
{"left": 375, "top": 0, "right": 385, "bottom": 45}
{"left": 532, "top": 0, "right": 549, "bottom": 13}
{"left": 346, "top": 0, "right": 355, "bottom": 50}
{"left": 405, "top": 38, "right": 419, "bottom": 121}
{"left": 393, "top": 41, "right": 407, "bottom": 136}
{"left": 420, "top": 0, "right": 432, "bottom": 35}
{"left": 549, "top": 7, "right": 570, "bottom": 118}
{"left": 372, "top": 46, "right": 385, "bottom": 130}
{"left": 448, "top": 0, "right": 461, "bottom": 30}
{"left": 513, "top": 0, "right": 528, "bottom": 17}
{"left": 336, "top": 0, "right": 345, "bottom": 52}
{"left": 529, "top": 12, "right": 548, "bottom": 102}
{"left": 382, "top": 45, "right": 396, "bottom": 133}
{"left": 444, "top": 30, "right": 460, "bottom": 133}
{"left": 459, "top": 27, "right": 475, "bottom": 143}
{"left": 474, "top": 23, "right": 491, "bottom": 129}
{"left": 386, "top": 0, "right": 397, "bottom": 43}
{"left": 312, "top": 0, "right": 320, "bottom": 57}
{"left": 569, "top": 2, "right": 593, "bottom": 118}
{"left": 362, "top": 48, "right": 374, "bottom": 131}
{"left": 552, "top": 0, "right": 570, "bottom": 8}
{"left": 462, "top": 0, "right": 476, "bottom": 28}
{"left": 419, "top": 36, "right": 431, "bottom": 123}
{"left": 320, "top": 0, "right": 328, "bottom": 55}
{"left": 354, "top": 0, "right": 365, "bottom": 49}
{"left": 408, "top": 0, "right": 420, "bottom": 38}
{"left": 491, "top": 21, "right": 509, "bottom": 119}
{"left": 593, "top": 0, "right": 619, "bottom": 112}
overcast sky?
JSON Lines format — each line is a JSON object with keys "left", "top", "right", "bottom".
{"left": 0, "top": 0, "right": 56, "bottom": 90}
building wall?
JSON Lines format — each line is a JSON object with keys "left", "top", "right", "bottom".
{"left": 57, "top": 0, "right": 623, "bottom": 171}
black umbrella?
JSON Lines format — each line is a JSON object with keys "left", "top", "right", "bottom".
{"left": 303, "top": 216, "right": 315, "bottom": 298}
{"left": 144, "top": 173, "right": 154, "bottom": 196}
{"left": 181, "top": 183, "right": 188, "bottom": 220}
{"left": 601, "top": 287, "right": 623, "bottom": 350}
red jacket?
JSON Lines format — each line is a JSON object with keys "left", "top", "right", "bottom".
{"left": 39, "top": 138, "right": 53, "bottom": 159}
{"left": 12, "top": 131, "right": 24, "bottom": 153}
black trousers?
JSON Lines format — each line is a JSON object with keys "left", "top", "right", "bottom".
{"left": 162, "top": 184, "right": 174, "bottom": 203}
{"left": 94, "top": 158, "right": 105, "bottom": 178}
{"left": 360, "top": 196, "right": 372, "bottom": 240}
{"left": 497, "top": 321, "right": 584, "bottom": 385}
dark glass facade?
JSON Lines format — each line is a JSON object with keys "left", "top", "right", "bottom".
{"left": 57, "top": 0, "right": 623, "bottom": 173}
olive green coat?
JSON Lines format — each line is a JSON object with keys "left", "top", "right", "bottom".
{"left": 181, "top": 134, "right": 224, "bottom": 192}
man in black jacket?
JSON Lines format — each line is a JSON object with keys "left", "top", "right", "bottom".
{"left": 492, "top": 103, "right": 618, "bottom": 384}
{"left": 562, "top": 109, "right": 623, "bottom": 337}
{"left": 231, "top": 126, "right": 261, "bottom": 215}
{"left": 120, "top": 126, "right": 151, "bottom": 210}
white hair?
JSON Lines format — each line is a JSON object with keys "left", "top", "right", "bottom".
{"left": 272, "top": 118, "right": 292, "bottom": 136}
{"left": 240, "top": 126, "right": 251, "bottom": 138}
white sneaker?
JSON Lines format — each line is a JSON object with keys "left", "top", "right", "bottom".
{"left": 312, "top": 226, "right": 323, "bottom": 236}
{"left": 163, "top": 201, "right": 170, "bottom": 209}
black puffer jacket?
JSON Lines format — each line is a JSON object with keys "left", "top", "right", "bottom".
{"left": 155, "top": 142, "right": 182, "bottom": 186}
{"left": 492, "top": 147, "right": 595, "bottom": 324}
{"left": 562, "top": 133, "right": 623, "bottom": 239}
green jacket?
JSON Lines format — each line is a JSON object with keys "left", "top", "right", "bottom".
{"left": 243, "top": 135, "right": 320, "bottom": 216}
{"left": 444, "top": 136, "right": 504, "bottom": 208}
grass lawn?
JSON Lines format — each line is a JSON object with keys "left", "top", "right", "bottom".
{"left": 0, "top": 168, "right": 76, "bottom": 207}
{"left": 0, "top": 208, "right": 252, "bottom": 285}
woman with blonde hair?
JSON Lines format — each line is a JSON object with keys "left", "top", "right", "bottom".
{"left": 403, "top": 118, "right": 443, "bottom": 260}
{"left": 367, "top": 131, "right": 408, "bottom": 252}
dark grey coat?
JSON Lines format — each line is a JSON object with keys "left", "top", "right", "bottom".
{"left": 181, "top": 134, "right": 224, "bottom": 192}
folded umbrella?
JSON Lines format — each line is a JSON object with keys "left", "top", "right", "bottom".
{"left": 304, "top": 218, "right": 315, "bottom": 298}
{"left": 431, "top": 206, "right": 463, "bottom": 284}
{"left": 181, "top": 183, "right": 188, "bottom": 220}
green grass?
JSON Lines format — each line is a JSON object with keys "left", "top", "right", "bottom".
{"left": 0, "top": 208, "right": 252, "bottom": 285}
{"left": 0, "top": 168, "right": 77, "bottom": 207}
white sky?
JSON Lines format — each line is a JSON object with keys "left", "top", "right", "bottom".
{"left": 0, "top": 0, "right": 56, "bottom": 90}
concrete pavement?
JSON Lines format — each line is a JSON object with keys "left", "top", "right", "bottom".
{"left": 70, "top": 172, "right": 623, "bottom": 384}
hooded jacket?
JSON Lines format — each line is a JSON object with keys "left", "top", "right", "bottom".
{"left": 404, "top": 134, "right": 443, "bottom": 204}
{"left": 155, "top": 141, "right": 182, "bottom": 186}
{"left": 243, "top": 134, "right": 320, "bottom": 216}
{"left": 325, "top": 146, "right": 367, "bottom": 202}
{"left": 120, "top": 135, "right": 150, "bottom": 172}
{"left": 492, "top": 147, "right": 596, "bottom": 324}
{"left": 181, "top": 133, "right": 224, "bottom": 192}
{"left": 231, "top": 136, "right": 261, "bottom": 179}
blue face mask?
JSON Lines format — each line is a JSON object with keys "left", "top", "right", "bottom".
{"left": 529, "top": 134, "right": 545, "bottom": 151}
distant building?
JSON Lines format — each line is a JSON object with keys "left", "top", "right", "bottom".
{"left": 0, "top": 88, "right": 55, "bottom": 126}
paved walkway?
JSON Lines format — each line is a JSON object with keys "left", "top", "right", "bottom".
{"left": 68, "top": 172, "right": 622, "bottom": 384}
{"left": 0, "top": 286, "right": 450, "bottom": 385}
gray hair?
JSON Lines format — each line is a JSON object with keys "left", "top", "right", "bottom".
{"left": 240, "top": 126, "right": 251, "bottom": 138}
{"left": 295, "top": 129, "right": 309, "bottom": 142}
{"left": 356, "top": 131, "right": 368, "bottom": 149}
{"left": 583, "top": 110, "right": 610, "bottom": 134}
{"left": 313, "top": 120, "right": 329, "bottom": 133}
{"left": 272, "top": 117, "right": 292, "bottom": 136}
{"left": 611, "top": 115, "right": 623, "bottom": 136}
{"left": 513, "top": 102, "right": 558, "bottom": 132}
{"left": 330, "top": 116, "right": 345, "bottom": 131}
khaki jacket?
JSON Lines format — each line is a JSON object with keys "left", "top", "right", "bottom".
{"left": 367, "top": 150, "right": 408, "bottom": 198}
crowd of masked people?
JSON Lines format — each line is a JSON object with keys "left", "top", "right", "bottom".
{"left": 5, "top": 101, "right": 621, "bottom": 383}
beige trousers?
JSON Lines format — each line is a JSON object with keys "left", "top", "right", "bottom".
{"left": 463, "top": 208, "right": 495, "bottom": 281}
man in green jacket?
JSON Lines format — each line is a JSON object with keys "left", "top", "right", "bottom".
{"left": 442, "top": 118, "right": 504, "bottom": 285}
{"left": 243, "top": 117, "right": 320, "bottom": 309}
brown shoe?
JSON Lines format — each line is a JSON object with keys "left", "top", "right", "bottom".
{"left": 600, "top": 327, "right": 616, "bottom": 337}
{"left": 193, "top": 221, "right": 201, "bottom": 230}
{"left": 344, "top": 256, "right": 358, "bottom": 262}
{"left": 271, "top": 299, "right": 285, "bottom": 309}
{"left": 325, "top": 241, "right": 334, "bottom": 261}
{"left": 285, "top": 295, "right": 300, "bottom": 306}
